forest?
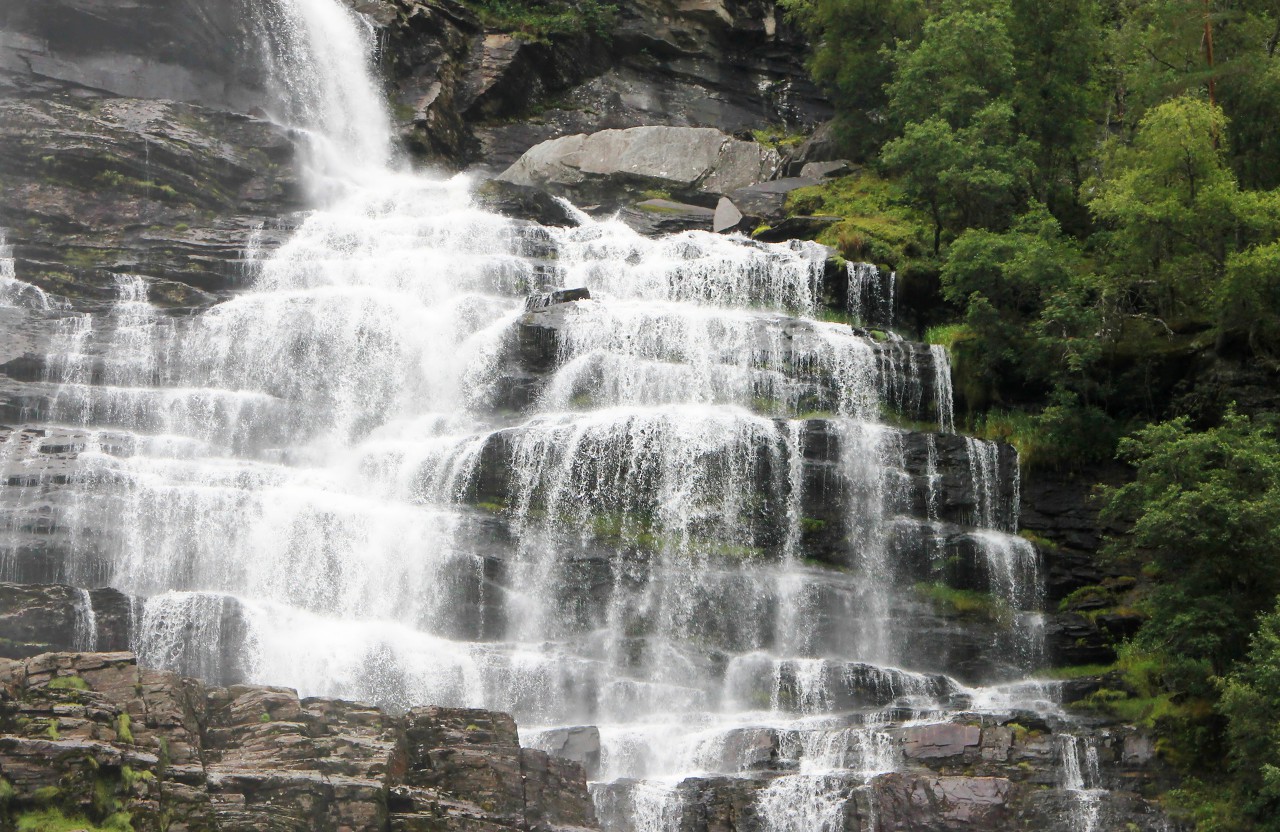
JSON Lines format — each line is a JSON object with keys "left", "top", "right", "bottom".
{"left": 781, "top": 0, "right": 1280, "bottom": 827}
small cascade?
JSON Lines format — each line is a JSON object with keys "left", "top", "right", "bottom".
{"left": 0, "top": 0, "right": 1165, "bottom": 829}
{"left": 1060, "top": 734, "right": 1105, "bottom": 832}
{"left": 931, "top": 344, "right": 955, "bottom": 433}
{"left": 72, "top": 588, "right": 98, "bottom": 652}
{"left": 0, "top": 231, "right": 57, "bottom": 310}
{"left": 846, "top": 262, "right": 894, "bottom": 329}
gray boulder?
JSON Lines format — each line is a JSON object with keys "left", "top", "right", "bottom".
{"left": 725, "top": 176, "right": 818, "bottom": 222}
{"left": 620, "top": 198, "right": 715, "bottom": 235}
{"left": 498, "top": 126, "right": 782, "bottom": 207}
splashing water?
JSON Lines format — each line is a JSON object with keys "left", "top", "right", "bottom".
{"left": 0, "top": 0, "right": 1076, "bottom": 829}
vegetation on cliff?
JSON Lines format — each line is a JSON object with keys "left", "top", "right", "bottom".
{"left": 784, "top": 0, "right": 1280, "bottom": 827}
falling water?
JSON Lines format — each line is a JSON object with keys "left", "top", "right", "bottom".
{"left": 0, "top": 1, "right": 1076, "bottom": 829}
{"left": 72, "top": 588, "right": 98, "bottom": 652}
{"left": 1060, "top": 735, "right": 1105, "bottom": 832}
{"left": 846, "top": 262, "right": 894, "bottom": 329}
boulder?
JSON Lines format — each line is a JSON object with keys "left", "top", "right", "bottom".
{"left": 714, "top": 196, "right": 747, "bottom": 233}
{"left": 619, "top": 198, "right": 716, "bottom": 235}
{"left": 472, "top": 178, "right": 581, "bottom": 226}
{"left": 498, "top": 126, "right": 783, "bottom": 207}
{"left": 535, "top": 725, "right": 603, "bottom": 777}
{"left": 725, "top": 177, "right": 818, "bottom": 222}
{"left": 800, "top": 159, "right": 853, "bottom": 180}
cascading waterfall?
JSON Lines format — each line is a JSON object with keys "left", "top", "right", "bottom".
{"left": 1060, "top": 735, "right": 1105, "bottom": 832}
{"left": 0, "top": 1, "right": 1081, "bottom": 830}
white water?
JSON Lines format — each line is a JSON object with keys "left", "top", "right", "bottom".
{"left": 0, "top": 1, "right": 1075, "bottom": 830}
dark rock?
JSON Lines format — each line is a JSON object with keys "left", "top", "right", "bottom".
{"left": 473, "top": 178, "right": 580, "bottom": 226}
{"left": 619, "top": 199, "right": 716, "bottom": 235}
{"left": 526, "top": 287, "right": 592, "bottom": 312}
{"left": 1, "top": 0, "right": 267, "bottom": 111}
{"left": 751, "top": 215, "right": 842, "bottom": 243}
{"left": 0, "top": 582, "right": 131, "bottom": 658}
{"left": 0, "top": 95, "right": 301, "bottom": 301}
{"left": 725, "top": 177, "right": 818, "bottom": 222}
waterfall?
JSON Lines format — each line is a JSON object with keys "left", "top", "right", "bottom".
{"left": 72, "top": 588, "right": 98, "bottom": 652}
{"left": 0, "top": 1, "right": 1073, "bottom": 829}
{"left": 1060, "top": 735, "right": 1105, "bottom": 832}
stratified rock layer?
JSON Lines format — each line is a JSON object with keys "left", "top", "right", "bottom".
{"left": 0, "top": 651, "right": 598, "bottom": 832}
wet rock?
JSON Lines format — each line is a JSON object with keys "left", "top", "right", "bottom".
{"left": 473, "top": 179, "right": 581, "bottom": 226}
{"left": 0, "top": 582, "right": 131, "bottom": 658}
{"left": 619, "top": 199, "right": 716, "bottom": 235}
{"left": 498, "top": 126, "right": 782, "bottom": 208}
{"left": 535, "top": 725, "right": 603, "bottom": 778}
{"left": 751, "top": 215, "right": 842, "bottom": 244}
{"left": 0, "top": 95, "right": 301, "bottom": 300}
{"left": 0, "top": 651, "right": 599, "bottom": 831}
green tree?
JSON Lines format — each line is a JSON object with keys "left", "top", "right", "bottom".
{"left": 941, "top": 206, "right": 1104, "bottom": 411}
{"left": 780, "top": 0, "right": 925, "bottom": 157}
{"left": 887, "top": 0, "right": 1017, "bottom": 129}
{"left": 1218, "top": 597, "right": 1280, "bottom": 829}
{"left": 1103, "top": 410, "right": 1280, "bottom": 681}
{"left": 881, "top": 103, "right": 1033, "bottom": 253}
{"left": 1007, "top": 0, "right": 1105, "bottom": 219}
{"left": 1088, "top": 96, "right": 1241, "bottom": 319}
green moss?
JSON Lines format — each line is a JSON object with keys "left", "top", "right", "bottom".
{"left": 785, "top": 173, "right": 932, "bottom": 266}
{"left": 456, "top": 0, "right": 616, "bottom": 41}
{"left": 751, "top": 125, "right": 807, "bottom": 150}
{"left": 914, "top": 582, "right": 1013, "bottom": 624}
{"left": 800, "top": 518, "right": 827, "bottom": 534}
{"left": 32, "top": 786, "right": 62, "bottom": 804}
{"left": 47, "top": 675, "right": 89, "bottom": 692}
{"left": 0, "top": 776, "right": 14, "bottom": 804}
{"left": 17, "top": 809, "right": 133, "bottom": 832}
{"left": 115, "top": 713, "right": 133, "bottom": 744}
{"left": 45, "top": 719, "right": 60, "bottom": 740}
{"left": 259, "top": 713, "right": 271, "bottom": 723}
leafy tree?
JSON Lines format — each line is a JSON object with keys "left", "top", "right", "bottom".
{"left": 1006, "top": 0, "right": 1105, "bottom": 220}
{"left": 940, "top": 206, "right": 1104, "bottom": 409}
{"left": 1102, "top": 410, "right": 1280, "bottom": 680}
{"left": 881, "top": 103, "right": 1033, "bottom": 252}
{"left": 1219, "top": 599, "right": 1280, "bottom": 830}
{"left": 887, "top": 0, "right": 1017, "bottom": 130}
{"left": 1088, "top": 96, "right": 1241, "bottom": 319}
{"left": 780, "top": 0, "right": 925, "bottom": 157}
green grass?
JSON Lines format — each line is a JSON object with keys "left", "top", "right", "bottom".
{"left": 913, "top": 582, "right": 1012, "bottom": 624}
{"left": 924, "top": 323, "right": 973, "bottom": 351}
{"left": 17, "top": 809, "right": 133, "bottom": 832}
{"left": 458, "top": 0, "right": 616, "bottom": 40}
{"left": 1035, "top": 663, "right": 1117, "bottom": 680}
{"left": 785, "top": 173, "right": 932, "bottom": 267}
{"left": 46, "top": 675, "right": 89, "bottom": 691}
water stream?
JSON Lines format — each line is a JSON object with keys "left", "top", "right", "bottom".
{"left": 0, "top": 1, "right": 1097, "bottom": 829}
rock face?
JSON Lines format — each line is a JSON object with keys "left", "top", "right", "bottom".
{"left": 0, "top": 0, "right": 265, "bottom": 110}
{"left": 499, "top": 126, "right": 782, "bottom": 207}
{"left": 371, "top": 0, "right": 831, "bottom": 168}
{"left": 0, "top": 651, "right": 599, "bottom": 832}
{"left": 0, "top": 95, "right": 301, "bottom": 301}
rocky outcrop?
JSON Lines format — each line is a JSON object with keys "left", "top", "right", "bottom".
{"left": 0, "top": 94, "right": 301, "bottom": 302}
{"left": 0, "top": 651, "right": 598, "bottom": 832}
{"left": 367, "top": 0, "right": 831, "bottom": 169}
{"left": 0, "top": 0, "right": 265, "bottom": 110}
{"left": 498, "top": 127, "right": 783, "bottom": 208}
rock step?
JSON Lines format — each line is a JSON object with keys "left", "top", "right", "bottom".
{"left": 0, "top": 650, "right": 598, "bottom": 832}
